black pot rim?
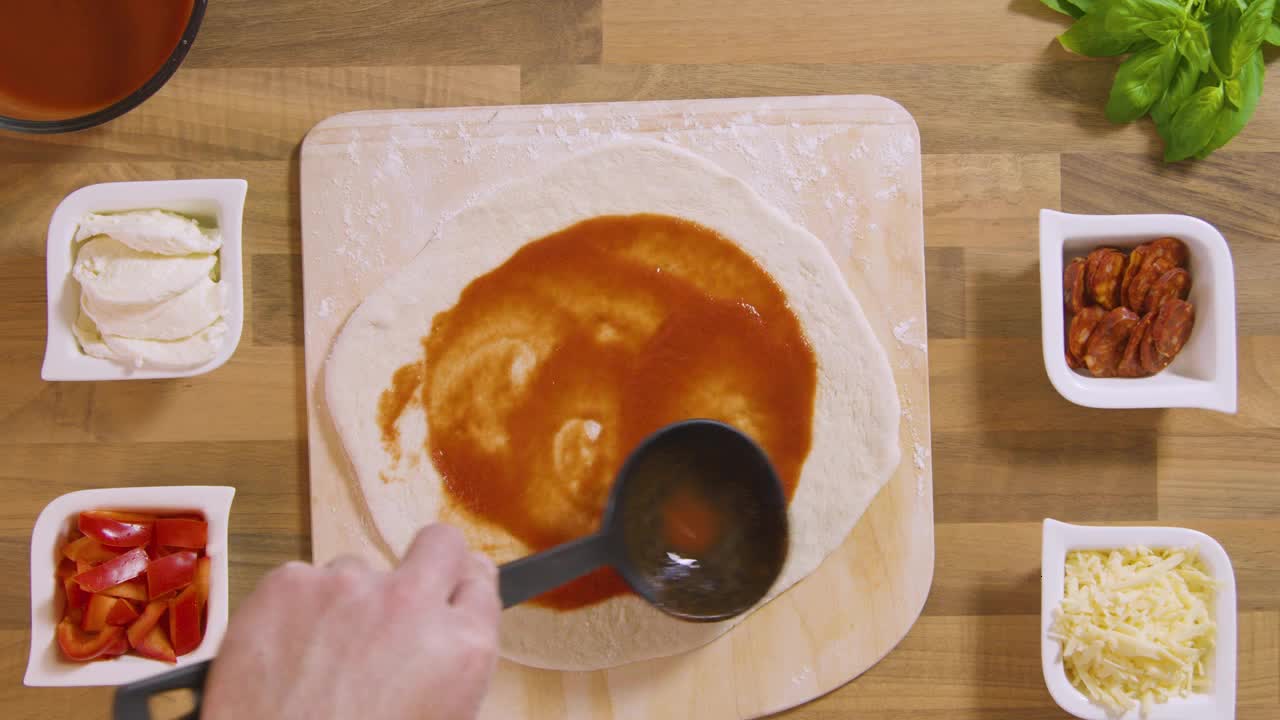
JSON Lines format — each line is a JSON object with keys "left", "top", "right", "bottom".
{"left": 0, "top": 0, "right": 208, "bottom": 135}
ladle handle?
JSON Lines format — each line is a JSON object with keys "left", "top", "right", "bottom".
{"left": 114, "top": 659, "right": 210, "bottom": 720}
{"left": 499, "top": 533, "right": 613, "bottom": 608}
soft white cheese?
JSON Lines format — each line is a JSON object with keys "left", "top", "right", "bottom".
{"left": 1049, "top": 547, "right": 1217, "bottom": 717}
{"left": 101, "top": 319, "right": 228, "bottom": 370}
{"left": 82, "top": 277, "right": 225, "bottom": 341}
{"left": 73, "top": 236, "right": 215, "bottom": 306}
{"left": 74, "top": 210, "right": 222, "bottom": 255}
{"left": 70, "top": 209, "right": 229, "bottom": 370}
{"left": 72, "top": 310, "right": 114, "bottom": 360}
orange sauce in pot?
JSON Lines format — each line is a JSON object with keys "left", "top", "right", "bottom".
{"left": 0, "top": 1, "right": 196, "bottom": 121}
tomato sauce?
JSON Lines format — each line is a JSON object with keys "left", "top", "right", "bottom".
{"left": 0, "top": 1, "right": 196, "bottom": 121}
{"left": 380, "top": 214, "right": 817, "bottom": 610}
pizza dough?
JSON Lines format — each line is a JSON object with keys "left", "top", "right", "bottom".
{"left": 325, "top": 140, "right": 901, "bottom": 670}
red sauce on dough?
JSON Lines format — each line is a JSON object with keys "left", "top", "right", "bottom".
{"left": 0, "top": 1, "right": 195, "bottom": 121}
{"left": 379, "top": 214, "right": 817, "bottom": 610}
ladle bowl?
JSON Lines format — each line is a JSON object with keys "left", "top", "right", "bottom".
{"left": 498, "top": 419, "right": 789, "bottom": 622}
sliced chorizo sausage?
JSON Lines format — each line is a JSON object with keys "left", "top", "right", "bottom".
{"left": 1139, "top": 324, "right": 1166, "bottom": 374}
{"left": 1143, "top": 267, "right": 1191, "bottom": 314}
{"left": 1063, "top": 256, "right": 1088, "bottom": 315}
{"left": 1151, "top": 298, "right": 1194, "bottom": 360}
{"left": 1120, "top": 244, "right": 1150, "bottom": 309}
{"left": 1067, "top": 306, "right": 1107, "bottom": 369}
{"left": 1117, "top": 312, "right": 1154, "bottom": 378}
{"left": 1084, "top": 307, "right": 1141, "bottom": 378}
{"left": 1126, "top": 254, "right": 1175, "bottom": 313}
{"left": 1147, "top": 237, "right": 1189, "bottom": 267}
{"left": 1084, "top": 248, "right": 1126, "bottom": 310}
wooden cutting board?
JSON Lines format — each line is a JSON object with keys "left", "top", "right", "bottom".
{"left": 300, "top": 95, "right": 933, "bottom": 719}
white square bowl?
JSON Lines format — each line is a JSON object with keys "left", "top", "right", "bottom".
{"left": 41, "top": 179, "right": 248, "bottom": 381}
{"left": 25, "top": 486, "right": 235, "bottom": 687}
{"left": 1041, "top": 519, "right": 1237, "bottom": 720}
{"left": 1039, "top": 209, "right": 1237, "bottom": 412}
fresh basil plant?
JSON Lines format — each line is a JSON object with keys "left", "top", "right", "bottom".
{"left": 1043, "top": 0, "right": 1278, "bottom": 161}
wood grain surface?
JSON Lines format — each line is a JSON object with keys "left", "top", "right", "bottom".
{"left": 1, "top": 2, "right": 1277, "bottom": 719}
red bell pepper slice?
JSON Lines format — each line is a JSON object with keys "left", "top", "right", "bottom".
{"left": 62, "top": 536, "right": 121, "bottom": 564}
{"left": 56, "top": 619, "right": 125, "bottom": 662}
{"left": 90, "top": 510, "right": 157, "bottom": 522}
{"left": 169, "top": 585, "right": 203, "bottom": 656}
{"left": 146, "top": 532, "right": 165, "bottom": 561}
{"left": 147, "top": 550, "right": 197, "bottom": 599}
{"left": 101, "top": 579, "right": 148, "bottom": 602}
{"left": 127, "top": 601, "right": 167, "bottom": 649}
{"left": 78, "top": 511, "right": 153, "bottom": 548}
{"left": 64, "top": 578, "right": 90, "bottom": 612}
{"left": 133, "top": 624, "right": 176, "bottom": 663}
{"left": 73, "top": 547, "right": 149, "bottom": 593}
{"left": 100, "top": 631, "right": 130, "bottom": 658}
{"left": 107, "top": 598, "right": 140, "bottom": 626}
{"left": 56, "top": 558, "right": 77, "bottom": 579}
{"left": 155, "top": 518, "right": 207, "bottom": 549}
{"left": 82, "top": 593, "right": 117, "bottom": 632}
{"left": 194, "top": 557, "right": 211, "bottom": 609}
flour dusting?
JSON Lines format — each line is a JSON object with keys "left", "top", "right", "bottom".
{"left": 892, "top": 317, "right": 927, "bottom": 354}
{"left": 314, "top": 101, "right": 919, "bottom": 339}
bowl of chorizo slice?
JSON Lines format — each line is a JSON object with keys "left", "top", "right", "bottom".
{"left": 1040, "top": 211, "right": 1236, "bottom": 413}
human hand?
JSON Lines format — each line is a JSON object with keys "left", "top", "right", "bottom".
{"left": 202, "top": 524, "right": 500, "bottom": 720}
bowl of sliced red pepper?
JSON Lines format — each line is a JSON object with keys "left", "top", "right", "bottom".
{"left": 25, "top": 486, "right": 233, "bottom": 686}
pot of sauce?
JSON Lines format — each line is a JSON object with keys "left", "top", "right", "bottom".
{"left": 0, "top": 0, "right": 206, "bottom": 134}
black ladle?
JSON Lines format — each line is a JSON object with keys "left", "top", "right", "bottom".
{"left": 114, "top": 420, "right": 788, "bottom": 718}
{"left": 500, "top": 419, "right": 789, "bottom": 621}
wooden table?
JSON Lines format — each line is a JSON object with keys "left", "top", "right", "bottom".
{"left": 1, "top": 2, "right": 1277, "bottom": 718}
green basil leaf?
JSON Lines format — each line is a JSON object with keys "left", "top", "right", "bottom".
{"left": 1224, "top": 78, "right": 1243, "bottom": 108}
{"left": 1041, "top": 0, "right": 1087, "bottom": 17}
{"left": 1062, "top": 0, "right": 1189, "bottom": 56}
{"left": 1178, "top": 20, "right": 1213, "bottom": 73}
{"left": 1105, "top": 0, "right": 1185, "bottom": 28}
{"left": 1266, "top": 20, "right": 1280, "bottom": 45}
{"left": 1105, "top": 0, "right": 1186, "bottom": 45}
{"left": 1151, "top": 59, "right": 1203, "bottom": 125}
{"left": 1061, "top": 11, "right": 1142, "bottom": 55}
{"left": 1197, "top": 49, "right": 1265, "bottom": 156}
{"left": 1105, "top": 42, "right": 1180, "bottom": 123}
{"left": 1164, "top": 84, "right": 1226, "bottom": 161}
{"left": 1141, "top": 15, "right": 1184, "bottom": 44}
{"left": 1208, "top": 2, "right": 1244, "bottom": 73}
{"left": 1227, "top": 0, "right": 1276, "bottom": 75}
{"left": 1203, "top": 0, "right": 1246, "bottom": 11}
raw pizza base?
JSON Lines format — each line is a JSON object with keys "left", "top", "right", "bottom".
{"left": 324, "top": 140, "right": 901, "bottom": 670}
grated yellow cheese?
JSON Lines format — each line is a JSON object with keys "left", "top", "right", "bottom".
{"left": 1049, "top": 547, "right": 1217, "bottom": 717}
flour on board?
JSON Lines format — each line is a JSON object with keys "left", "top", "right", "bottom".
{"left": 892, "top": 317, "right": 927, "bottom": 354}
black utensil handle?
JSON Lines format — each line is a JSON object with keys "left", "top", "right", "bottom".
{"left": 113, "top": 659, "right": 212, "bottom": 720}
{"left": 499, "top": 533, "right": 613, "bottom": 608}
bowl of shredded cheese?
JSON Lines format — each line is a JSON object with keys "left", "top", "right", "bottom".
{"left": 1041, "top": 519, "right": 1237, "bottom": 720}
